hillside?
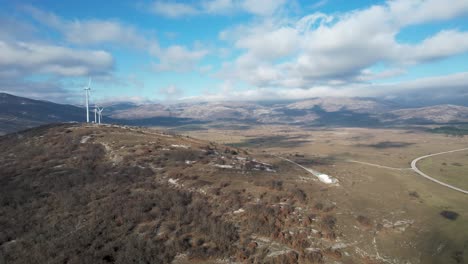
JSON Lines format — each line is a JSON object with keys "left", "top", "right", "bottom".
{"left": 389, "top": 105, "right": 468, "bottom": 124}
{"left": 107, "top": 98, "right": 468, "bottom": 127}
{"left": 1, "top": 123, "right": 467, "bottom": 263}
{"left": 0, "top": 93, "right": 86, "bottom": 134}
{"left": 0, "top": 93, "right": 202, "bottom": 134}
{"left": 3, "top": 93, "right": 468, "bottom": 135}
{"left": 0, "top": 123, "right": 344, "bottom": 263}
{"left": 285, "top": 97, "right": 395, "bottom": 113}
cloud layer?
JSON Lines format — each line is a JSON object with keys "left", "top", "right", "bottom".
{"left": 149, "top": 0, "right": 288, "bottom": 18}
{"left": 1, "top": 0, "right": 467, "bottom": 104}
{"left": 216, "top": 0, "right": 468, "bottom": 93}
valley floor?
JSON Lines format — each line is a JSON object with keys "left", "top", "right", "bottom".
{"left": 169, "top": 123, "right": 468, "bottom": 264}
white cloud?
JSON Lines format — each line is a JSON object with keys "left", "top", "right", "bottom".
{"left": 159, "top": 85, "right": 183, "bottom": 99}
{"left": 148, "top": 0, "right": 287, "bottom": 18}
{"left": 150, "top": 1, "right": 199, "bottom": 18}
{"left": 216, "top": 0, "right": 468, "bottom": 90}
{"left": 398, "top": 30, "right": 468, "bottom": 63}
{"left": 0, "top": 16, "right": 39, "bottom": 42}
{"left": 240, "top": 0, "right": 287, "bottom": 16}
{"left": 0, "top": 8, "right": 119, "bottom": 102}
{"left": 151, "top": 44, "right": 208, "bottom": 72}
{"left": 310, "top": 0, "right": 329, "bottom": 10}
{"left": 236, "top": 26, "right": 299, "bottom": 59}
{"left": 202, "top": 0, "right": 237, "bottom": 14}
{"left": 184, "top": 72, "right": 468, "bottom": 102}
{"left": 24, "top": 5, "right": 150, "bottom": 48}
{"left": 0, "top": 41, "right": 114, "bottom": 77}
{"left": 388, "top": 0, "right": 468, "bottom": 26}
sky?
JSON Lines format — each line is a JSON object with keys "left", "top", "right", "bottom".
{"left": 0, "top": 0, "right": 468, "bottom": 105}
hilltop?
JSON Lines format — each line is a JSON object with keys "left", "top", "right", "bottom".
{"left": 0, "top": 123, "right": 343, "bottom": 263}
{"left": 1, "top": 123, "right": 467, "bottom": 263}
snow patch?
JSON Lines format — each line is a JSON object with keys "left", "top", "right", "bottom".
{"left": 276, "top": 156, "right": 338, "bottom": 185}
{"left": 80, "top": 136, "right": 91, "bottom": 144}
{"left": 213, "top": 164, "right": 234, "bottom": 169}
{"left": 332, "top": 243, "right": 348, "bottom": 250}
{"left": 233, "top": 208, "right": 245, "bottom": 214}
{"left": 171, "top": 144, "right": 189, "bottom": 149}
{"left": 267, "top": 250, "right": 293, "bottom": 258}
{"left": 168, "top": 178, "right": 179, "bottom": 186}
{"left": 303, "top": 168, "right": 337, "bottom": 184}
{"left": 382, "top": 219, "right": 414, "bottom": 232}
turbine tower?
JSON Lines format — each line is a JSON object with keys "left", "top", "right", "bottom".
{"left": 84, "top": 78, "right": 92, "bottom": 123}
{"left": 94, "top": 105, "right": 98, "bottom": 123}
{"left": 97, "top": 107, "right": 104, "bottom": 124}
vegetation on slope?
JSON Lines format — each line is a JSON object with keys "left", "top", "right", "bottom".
{"left": 0, "top": 124, "right": 238, "bottom": 263}
{"left": 0, "top": 124, "right": 347, "bottom": 264}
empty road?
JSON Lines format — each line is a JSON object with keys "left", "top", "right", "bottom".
{"left": 347, "top": 148, "right": 468, "bottom": 194}
{"left": 410, "top": 148, "right": 468, "bottom": 195}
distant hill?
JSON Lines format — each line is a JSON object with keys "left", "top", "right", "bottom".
{"left": 284, "top": 97, "right": 396, "bottom": 113}
{"left": 0, "top": 93, "right": 203, "bottom": 134}
{"left": 0, "top": 93, "right": 86, "bottom": 134}
{"left": 2, "top": 92, "right": 468, "bottom": 134}
{"left": 107, "top": 97, "right": 468, "bottom": 127}
{"left": 388, "top": 105, "right": 468, "bottom": 124}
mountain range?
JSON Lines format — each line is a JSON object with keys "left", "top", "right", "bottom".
{"left": 1, "top": 92, "right": 468, "bottom": 134}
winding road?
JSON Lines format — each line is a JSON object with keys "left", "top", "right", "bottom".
{"left": 347, "top": 148, "right": 468, "bottom": 195}
{"left": 410, "top": 148, "right": 468, "bottom": 195}
{"left": 347, "top": 160, "right": 409, "bottom": 171}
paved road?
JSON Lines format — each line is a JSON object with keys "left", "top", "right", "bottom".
{"left": 348, "top": 148, "right": 468, "bottom": 194}
{"left": 410, "top": 148, "right": 468, "bottom": 195}
{"left": 347, "top": 160, "right": 409, "bottom": 171}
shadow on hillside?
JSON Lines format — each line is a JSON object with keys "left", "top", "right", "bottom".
{"left": 117, "top": 116, "right": 208, "bottom": 127}
{"left": 356, "top": 141, "right": 414, "bottom": 149}
{"left": 229, "top": 135, "right": 310, "bottom": 148}
{"left": 303, "top": 106, "right": 382, "bottom": 127}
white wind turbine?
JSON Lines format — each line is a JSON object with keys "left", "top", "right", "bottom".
{"left": 97, "top": 107, "right": 104, "bottom": 124}
{"left": 84, "top": 78, "right": 92, "bottom": 123}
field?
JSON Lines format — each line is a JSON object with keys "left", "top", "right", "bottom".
{"left": 418, "top": 152, "right": 468, "bottom": 191}
{"left": 162, "top": 123, "right": 468, "bottom": 264}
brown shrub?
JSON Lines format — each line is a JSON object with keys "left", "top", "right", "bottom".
{"left": 357, "top": 215, "right": 372, "bottom": 228}
{"left": 266, "top": 251, "right": 299, "bottom": 264}
{"left": 270, "top": 180, "right": 283, "bottom": 191}
{"left": 319, "top": 215, "right": 336, "bottom": 232}
{"left": 301, "top": 250, "right": 324, "bottom": 263}
{"left": 290, "top": 188, "right": 307, "bottom": 202}
{"left": 314, "top": 202, "right": 324, "bottom": 211}
{"left": 440, "top": 210, "right": 459, "bottom": 220}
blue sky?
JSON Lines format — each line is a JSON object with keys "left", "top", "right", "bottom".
{"left": 0, "top": 0, "right": 468, "bottom": 105}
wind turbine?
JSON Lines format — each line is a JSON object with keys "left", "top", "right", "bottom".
{"left": 97, "top": 107, "right": 104, "bottom": 124}
{"left": 84, "top": 78, "right": 92, "bottom": 123}
{"left": 94, "top": 105, "right": 98, "bottom": 123}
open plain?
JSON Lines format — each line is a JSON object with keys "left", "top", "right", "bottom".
{"left": 165, "top": 123, "right": 468, "bottom": 263}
